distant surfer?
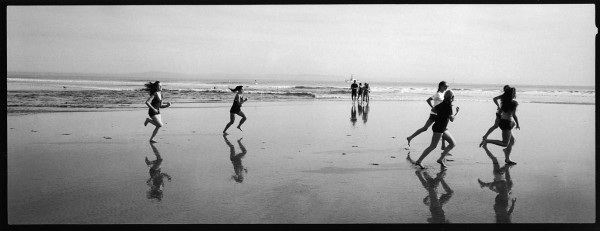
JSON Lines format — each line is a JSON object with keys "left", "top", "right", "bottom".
{"left": 223, "top": 85, "right": 248, "bottom": 135}
{"left": 350, "top": 80, "right": 359, "bottom": 101}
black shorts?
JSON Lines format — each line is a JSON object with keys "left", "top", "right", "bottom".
{"left": 499, "top": 119, "right": 515, "bottom": 131}
{"left": 495, "top": 112, "right": 501, "bottom": 119}
{"left": 148, "top": 109, "right": 160, "bottom": 117}
{"left": 432, "top": 121, "right": 448, "bottom": 133}
{"left": 352, "top": 90, "right": 357, "bottom": 96}
{"left": 428, "top": 113, "right": 437, "bottom": 121}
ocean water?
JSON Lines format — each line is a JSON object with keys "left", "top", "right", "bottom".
{"left": 6, "top": 75, "right": 595, "bottom": 113}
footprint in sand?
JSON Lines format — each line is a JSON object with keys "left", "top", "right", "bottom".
{"left": 352, "top": 145, "right": 358, "bottom": 147}
{"left": 31, "top": 130, "right": 37, "bottom": 133}
{"left": 342, "top": 153, "right": 346, "bottom": 155}
{"left": 62, "top": 134, "right": 71, "bottom": 135}
{"left": 392, "top": 137, "right": 396, "bottom": 138}
{"left": 391, "top": 156, "right": 396, "bottom": 158}
{"left": 370, "top": 163, "right": 380, "bottom": 166}
{"left": 103, "top": 136, "right": 112, "bottom": 139}
{"left": 346, "top": 135, "right": 351, "bottom": 136}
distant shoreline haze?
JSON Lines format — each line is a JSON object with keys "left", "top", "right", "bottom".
{"left": 6, "top": 71, "right": 595, "bottom": 88}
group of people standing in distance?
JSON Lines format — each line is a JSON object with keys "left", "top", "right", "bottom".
{"left": 142, "top": 79, "right": 521, "bottom": 168}
{"left": 350, "top": 80, "right": 370, "bottom": 102}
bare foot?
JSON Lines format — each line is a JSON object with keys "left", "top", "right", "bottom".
{"left": 415, "top": 162, "right": 425, "bottom": 169}
{"left": 479, "top": 139, "right": 486, "bottom": 148}
{"left": 477, "top": 179, "right": 485, "bottom": 188}
{"left": 237, "top": 126, "right": 243, "bottom": 132}
{"left": 223, "top": 132, "right": 229, "bottom": 136}
{"left": 406, "top": 137, "right": 411, "bottom": 147}
{"left": 144, "top": 118, "right": 150, "bottom": 126}
{"left": 437, "top": 158, "right": 448, "bottom": 168}
{"left": 505, "top": 160, "right": 517, "bottom": 165}
{"left": 150, "top": 140, "right": 157, "bottom": 143}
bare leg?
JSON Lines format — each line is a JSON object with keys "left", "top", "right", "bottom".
{"left": 236, "top": 111, "right": 247, "bottom": 131}
{"left": 437, "top": 131, "right": 456, "bottom": 168}
{"left": 441, "top": 136, "right": 447, "bottom": 150}
{"left": 223, "top": 113, "right": 235, "bottom": 135}
{"left": 415, "top": 132, "right": 443, "bottom": 169}
{"left": 149, "top": 114, "right": 163, "bottom": 143}
{"left": 146, "top": 118, "right": 159, "bottom": 127}
{"left": 504, "top": 135, "right": 516, "bottom": 164}
{"left": 407, "top": 118, "right": 434, "bottom": 146}
{"left": 482, "top": 117, "right": 501, "bottom": 140}
{"left": 484, "top": 129, "right": 511, "bottom": 147}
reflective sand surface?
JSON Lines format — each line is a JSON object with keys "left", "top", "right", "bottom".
{"left": 7, "top": 100, "right": 595, "bottom": 223}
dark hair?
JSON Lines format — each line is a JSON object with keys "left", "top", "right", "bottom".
{"left": 229, "top": 85, "right": 243, "bottom": 92}
{"left": 437, "top": 81, "right": 447, "bottom": 92}
{"left": 144, "top": 81, "right": 161, "bottom": 96}
{"left": 500, "top": 87, "right": 517, "bottom": 112}
{"left": 503, "top": 85, "right": 510, "bottom": 92}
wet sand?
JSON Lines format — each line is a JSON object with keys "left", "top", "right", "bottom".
{"left": 7, "top": 100, "right": 595, "bottom": 223}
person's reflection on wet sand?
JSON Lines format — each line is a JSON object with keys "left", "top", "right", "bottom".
{"left": 478, "top": 145, "right": 516, "bottom": 223}
{"left": 362, "top": 102, "right": 369, "bottom": 124}
{"left": 415, "top": 169, "right": 453, "bottom": 223}
{"left": 350, "top": 102, "right": 358, "bottom": 127}
{"left": 224, "top": 134, "right": 247, "bottom": 183}
{"left": 145, "top": 142, "right": 172, "bottom": 202}
{"left": 407, "top": 154, "right": 453, "bottom": 223}
{"left": 357, "top": 100, "right": 364, "bottom": 119}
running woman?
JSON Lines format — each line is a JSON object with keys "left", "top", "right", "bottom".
{"left": 481, "top": 85, "right": 511, "bottom": 140}
{"left": 407, "top": 81, "right": 449, "bottom": 149}
{"left": 223, "top": 85, "right": 248, "bottom": 135}
{"left": 144, "top": 81, "right": 171, "bottom": 143}
{"left": 480, "top": 87, "right": 520, "bottom": 165}
{"left": 413, "top": 90, "right": 459, "bottom": 169}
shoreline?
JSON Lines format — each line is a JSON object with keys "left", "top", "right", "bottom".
{"left": 7, "top": 98, "right": 595, "bottom": 116}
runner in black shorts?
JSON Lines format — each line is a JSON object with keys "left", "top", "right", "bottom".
{"left": 223, "top": 86, "right": 248, "bottom": 135}
{"left": 407, "top": 81, "right": 449, "bottom": 150}
{"left": 480, "top": 87, "right": 520, "bottom": 165}
{"left": 144, "top": 81, "right": 171, "bottom": 143}
{"left": 482, "top": 85, "right": 511, "bottom": 140}
{"left": 412, "top": 90, "right": 459, "bottom": 169}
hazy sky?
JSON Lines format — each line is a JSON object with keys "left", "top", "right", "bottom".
{"left": 7, "top": 5, "right": 596, "bottom": 86}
